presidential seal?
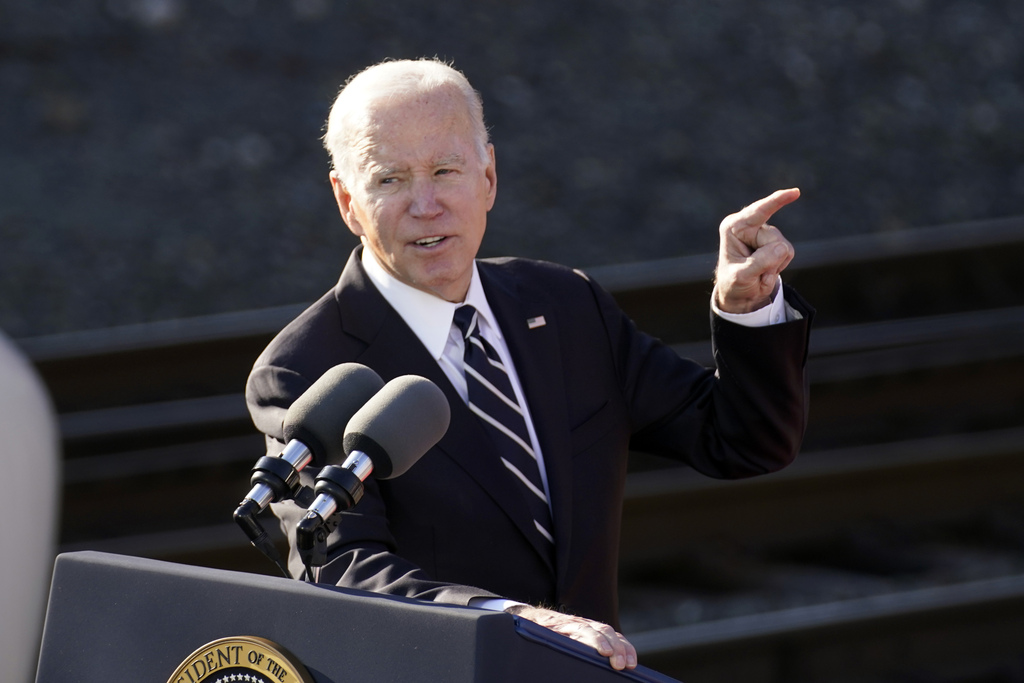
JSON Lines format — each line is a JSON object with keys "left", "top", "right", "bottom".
{"left": 166, "top": 636, "right": 314, "bottom": 683}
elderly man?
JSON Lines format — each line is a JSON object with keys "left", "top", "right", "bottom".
{"left": 246, "top": 58, "right": 812, "bottom": 671}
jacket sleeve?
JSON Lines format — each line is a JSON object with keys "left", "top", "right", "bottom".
{"left": 585, "top": 275, "right": 814, "bottom": 478}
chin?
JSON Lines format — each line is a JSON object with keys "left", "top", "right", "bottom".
{"left": 419, "top": 274, "right": 468, "bottom": 302}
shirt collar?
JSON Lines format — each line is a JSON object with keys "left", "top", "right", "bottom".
{"left": 360, "top": 247, "right": 502, "bottom": 360}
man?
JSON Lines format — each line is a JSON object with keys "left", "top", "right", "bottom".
{"left": 246, "top": 58, "right": 812, "bottom": 671}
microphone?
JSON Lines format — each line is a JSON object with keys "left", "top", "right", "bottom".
{"left": 296, "top": 375, "right": 451, "bottom": 572}
{"left": 235, "top": 363, "right": 385, "bottom": 516}
{"left": 233, "top": 363, "right": 384, "bottom": 575}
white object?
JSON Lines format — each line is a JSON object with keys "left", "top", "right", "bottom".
{"left": 0, "top": 330, "right": 60, "bottom": 683}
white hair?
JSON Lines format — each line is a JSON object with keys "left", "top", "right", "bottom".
{"left": 323, "top": 58, "right": 490, "bottom": 186}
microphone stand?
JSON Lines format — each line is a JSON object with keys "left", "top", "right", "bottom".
{"left": 234, "top": 500, "right": 290, "bottom": 579}
{"left": 233, "top": 453, "right": 304, "bottom": 579}
{"left": 295, "top": 454, "right": 371, "bottom": 582}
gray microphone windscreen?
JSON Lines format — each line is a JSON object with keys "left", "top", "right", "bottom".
{"left": 343, "top": 375, "right": 451, "bottom": 479}
{"left": 283, "top": 363, "right": 385, "bottom": 467}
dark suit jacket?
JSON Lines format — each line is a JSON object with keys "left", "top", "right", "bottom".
{"left": 246, "top": 246, "right": 813, "bottom": 628}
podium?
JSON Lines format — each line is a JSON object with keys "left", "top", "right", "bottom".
{"left": 36, "top": 551, "right": 680, "bottom": 682}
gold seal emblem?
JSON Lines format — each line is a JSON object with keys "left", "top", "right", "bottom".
{"left": 166, "top": 636, "right": 314, "bottom": 683}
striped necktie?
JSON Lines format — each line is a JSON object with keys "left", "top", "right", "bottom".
{"left": 453, "top": 305, "right": 555, "bottom": 551}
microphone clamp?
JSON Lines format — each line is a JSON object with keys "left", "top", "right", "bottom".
{"left": 296, "top": 451, "right": 374, "bottom": 576}
{"left": 238, "top": 440, "right": 313, "bottom": 513}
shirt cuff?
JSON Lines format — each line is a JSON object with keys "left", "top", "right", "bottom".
{"left": 712, "top": 276, "right": 788, "bottom": 328}
{"left": 468, "top": 597, "right": 527, "bottom": 612}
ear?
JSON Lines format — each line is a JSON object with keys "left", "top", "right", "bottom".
{"left": 330, "top": 172, "right": 364, "bottom": 237}
{"left": 484, "top": 144, "right": 498, "bottom": 212}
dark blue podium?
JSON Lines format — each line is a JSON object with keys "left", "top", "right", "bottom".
{"left": 36, "top": 551, "right": 680, "bottom": 682}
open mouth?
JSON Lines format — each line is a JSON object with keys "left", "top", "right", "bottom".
{"left": 414, "top": 236, "right": 447, "bottom": 247}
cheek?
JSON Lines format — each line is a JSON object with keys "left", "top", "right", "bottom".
{"left": 353, "top": 201, "right": 387, "bottom": 238}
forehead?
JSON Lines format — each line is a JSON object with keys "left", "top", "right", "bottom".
{"left": 354, "top": 90, "right": 478, "bottom": 169}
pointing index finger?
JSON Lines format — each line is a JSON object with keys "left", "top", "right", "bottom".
{"left": 734, "top": 188, "right": 801, "bottom": 228}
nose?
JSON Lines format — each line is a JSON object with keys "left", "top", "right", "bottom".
{"left": 408, "top": 178, "right": 443, "bottom": 219}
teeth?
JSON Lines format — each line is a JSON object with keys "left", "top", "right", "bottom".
{"left": 416, "top": 236, "right": 445, "bottom": 247}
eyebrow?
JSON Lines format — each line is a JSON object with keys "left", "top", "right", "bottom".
{"left": 433, "top": 153, "right": 466, "bottom": 166}
{"left": 365, "top": 153, "right": 469, "bottom": 179}
{"left": 370, "top": 165, "right": 401, "bottom": 177}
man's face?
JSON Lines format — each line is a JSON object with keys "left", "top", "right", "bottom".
{"left": 332, "top": 89, "right": 497, "bottom": 303}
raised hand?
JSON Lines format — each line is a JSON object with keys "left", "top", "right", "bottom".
{"left": 714, "top": 188, "right": 800, "bottom": 314}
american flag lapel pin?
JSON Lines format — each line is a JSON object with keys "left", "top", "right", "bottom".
{"left": 527, "top": 315, "right": 547, "bottom": 330}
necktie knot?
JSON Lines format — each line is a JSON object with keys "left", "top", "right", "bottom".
{"left": 453, "top": 305, "right": 477, "bottom": 339}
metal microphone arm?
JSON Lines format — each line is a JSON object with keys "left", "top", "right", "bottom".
{"left": 295, "top": 451, "right": 373, "bottom": 581}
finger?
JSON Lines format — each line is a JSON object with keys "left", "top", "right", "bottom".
{"left": 733, "top": 222, "right": 792, "bottom": 270}
{"left": 552, "top": 619, "right": 627, "bottom": 670}
{"left": 603, "top": 631, "right": 638, "bottom": 670}
{"left": 754, "top": 225, "right": 795, "bottom": 267}
{"left": 607, "top": 632, "right": 637, "bottom": 670}
{"left": 588, "top": 623, "right": 633, "bottom": 670}
{"left": 622, "top": 633, "right": 638, "bottom": 670}
{"left": 728, "top": 237, "right": 792, "bottom": 282}
{"left": 754, "top": 234, "right": 795, "bottom": 274}
{"left": 730, "top": 188, "right": 801, "bottom": 230}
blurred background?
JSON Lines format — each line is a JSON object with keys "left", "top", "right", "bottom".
{"left": 3, "top": 0, "right": 1024, "bottom": 681}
